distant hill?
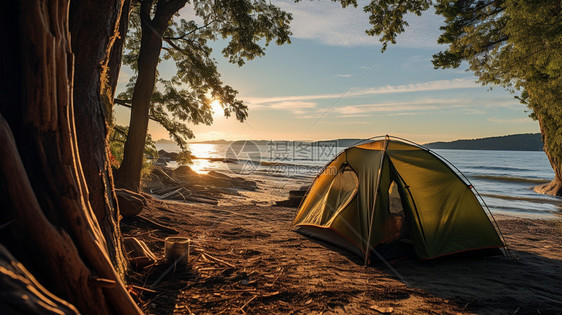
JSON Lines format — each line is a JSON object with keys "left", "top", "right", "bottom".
{"left": 183, "top": 139, "right": 366, "bottom": 146}
{"left": 424, "top": 133, "right": 543, "bottom": 151}
{"left": 329, "top": 138, "right": 365, "bottom": 147}
{"left": 160, "top": 134, "right": 543, "bottom": 151}
{"left": 189, "top": 139, "right": 232, "bottom": 144}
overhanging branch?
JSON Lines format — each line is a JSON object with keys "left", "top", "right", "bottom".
{"left": 163, "top": 20, "right": 216, "bottom": 41}
{"left": 114, "top": 98, "right": 160, "bottom": 123}
{"left": 113, "top": 99, "right": 190, "bottom": 146}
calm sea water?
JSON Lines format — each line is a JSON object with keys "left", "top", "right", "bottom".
{"left": 156, "top": 142, "right": 561, "bottom": 219}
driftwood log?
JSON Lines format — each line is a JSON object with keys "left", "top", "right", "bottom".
{"left": 123, "top": 237, "right": 157, "bottom": 270}
{"left": 143, "top": 166, "right": 257, "bottom": 205}
{"left": 116, "top": 188, "right": 149, "bottom": 217}
{"left": 274, "top": 185, "right": 310, "bottom": 208}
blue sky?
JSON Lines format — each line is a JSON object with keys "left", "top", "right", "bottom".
{"left": 115, "top": 0, "right": 539, "bottom": 143}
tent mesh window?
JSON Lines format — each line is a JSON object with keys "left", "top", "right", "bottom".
{"left": 388, "top": 181, "right": 404, "bottom": 217}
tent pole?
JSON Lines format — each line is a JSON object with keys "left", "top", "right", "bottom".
{"left": 363, "top": 135, "right": 390, "bottom": 266}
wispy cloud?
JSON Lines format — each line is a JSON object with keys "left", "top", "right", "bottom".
{"left": 250, "top": 101, "right": 318, "bottom": 114}
{"left": 278, "top": 0, "right": 378, "bottom": 47}
{"left": 348, "top": 78, "right": 479, "bottom": 97}
{"left": 382, "top": 112, "right": 419, "bottom": 117}
{"left": 488, "top": 117, "right": 531, "bottom": 124}
{"left": 292, "top": 98, "right": 472, "bottom": 119}
{"left": 337, "top": 74, "right": 352, "bottom": 78}
{"left": 334, "top": 114, "right": 373, "bottom": 118}
{"left": 269, "top": 101, "right": 317, "bottom": 109}
{"left": 462, "top": 108, "right": 487, "bottom": 115}
{"left": 246, "top": 78, "right": 480, "bottom": 105}
{"left": 333, "top": 98, "right": 467, "bottom": 115}
{"left": 277, "top": 0, "right": 444, "bottom": 48}
{"left": 243, "top": 78, "right": 523, "bottom": 121}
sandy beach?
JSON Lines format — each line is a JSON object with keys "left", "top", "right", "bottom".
{"left": 123, "top": 189, "right": 562, "bottom": 314}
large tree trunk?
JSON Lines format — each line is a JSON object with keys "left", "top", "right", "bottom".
{"left": 69, "top": 0, "right": 128, "bottom": 277}
{"left": 115, "top": 0, "right": 187, "bottom": 192}
{"left": 0, "top": 0, "right": 141, "bottom": 314}
{"left": 533, "top": 113, "right": 562, "bottom": 196}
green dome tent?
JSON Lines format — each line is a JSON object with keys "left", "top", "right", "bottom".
{"left": 292, "top": 136, "right": 506, "bottom": 264}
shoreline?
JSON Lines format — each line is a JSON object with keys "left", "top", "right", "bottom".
{"left": 151, "top": 147, "right": 562, "bottom": 219}
{"left": 223, "top": 181, "right": 561, "bottom": 220}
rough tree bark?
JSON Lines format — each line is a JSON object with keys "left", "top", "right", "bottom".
{"left": 69, "top": 0, "right": 128, "bottom": 277}
{"left": 534, "top": 114, "right": 562, "bottom": 196}
{"left": 0, "top": 0, "right": 141, "bottom": 314}
{"left": 115, "top": 0, "right": 188, "bottom": 191}
{"left": 107, "top": 0, "right": 132, "bottom": 99}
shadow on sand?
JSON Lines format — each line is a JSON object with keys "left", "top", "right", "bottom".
{"left": 307, "top": 235, "right": 562, "bottom": 314}
{"left": 387, "top": 250, "right": 562, "bottom": 314}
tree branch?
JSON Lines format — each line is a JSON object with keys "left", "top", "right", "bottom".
{"left": 112, "top": 125, "right": 129, "bottom": 139}
{"left": 114, "top": 98, "right": 132, "bottom": 106}
{"left": 163, "top": 19, "right": 217, "bottom": 40}
{"left": 482, "top": 35, "right": 509, "bottom": 51}
{"left": 114, "top": 98, "right": 168, "bottom": 126}
{"left": 163, "top": 37, "right": 185, "bottom": 53}
{"left": 459, "top": 6, "right": 506, "bottom": 30}
{"left": 154, "top": 0, "right": 188, "bottom": 27}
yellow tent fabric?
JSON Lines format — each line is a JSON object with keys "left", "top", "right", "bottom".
{"left": 292, "top": 137, "right": 504, "bottom": 260}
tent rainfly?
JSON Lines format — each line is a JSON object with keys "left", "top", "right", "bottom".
{"left": 292, "top": 136, "right": 505, "bottom": 263}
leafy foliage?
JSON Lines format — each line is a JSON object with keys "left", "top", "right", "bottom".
{"left": 175, "top": 150, "right": 192, "bottom": 166}
{"left": 363, "top": 0, "right": 432, "bottom": 51}
{"left": 109, "top": 125, "right": 158, "bottom": 177}
{"left": 118, "top": 0, "right": 292, "bottom": 149}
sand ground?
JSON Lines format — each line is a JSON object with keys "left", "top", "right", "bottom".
{"left": 123, "top": 195, "right": 562, "bottom": 315}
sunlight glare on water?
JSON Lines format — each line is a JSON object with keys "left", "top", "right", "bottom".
{"left": 187, "top": 143, "right": 224, "bottom": 174}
